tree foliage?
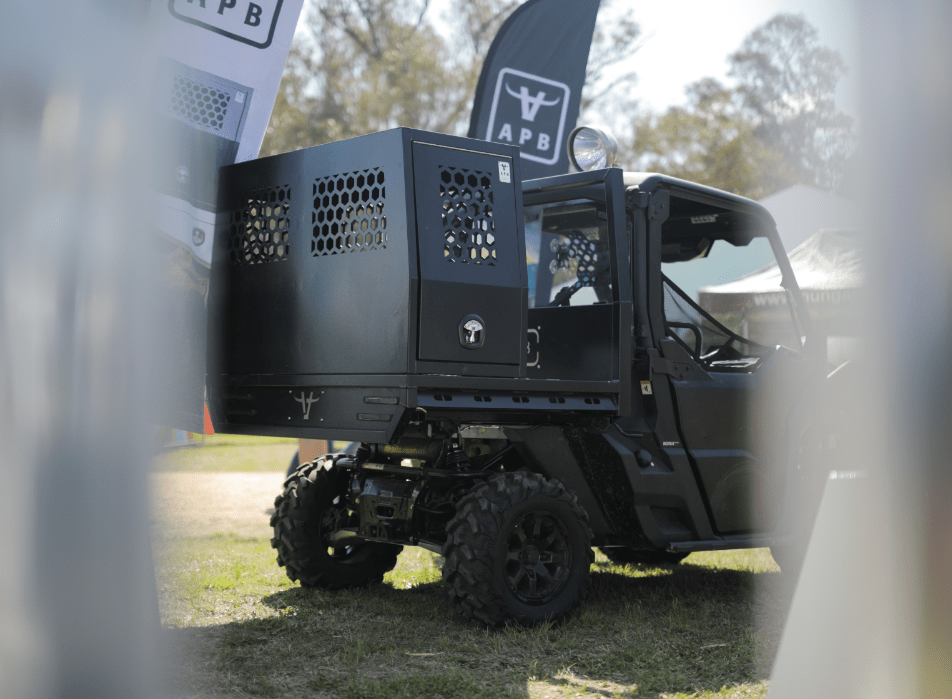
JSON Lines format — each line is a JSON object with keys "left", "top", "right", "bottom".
{"left": 729, "top": 12, "right": 853, "bottom": 191}
{"left": 626, "top": 13, "right": 854, "bottom": 198}
{"left": 630, "top": 78, "right": 786, "bottom": 200}
{"left": 261, "top": 0, "right": 481, "bottom": 155}
{"left": 261, "top": 0, "right": 641, "bottom": 157}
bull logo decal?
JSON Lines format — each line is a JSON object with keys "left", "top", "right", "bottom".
{"left": 485, "top": 68, "right": 571, "bottom": 167}
{"left": 294, "top": 391, "right": 318, "bottom": 420}
{"left": 504, "top": 83, "right": 562, "bottom": 122}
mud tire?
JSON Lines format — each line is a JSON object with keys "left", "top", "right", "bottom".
{"left": 441, "top": 472, "right": 594, "bottom": 627}
{"left": 270, "top": 457, "right": 401, "bottom": 589}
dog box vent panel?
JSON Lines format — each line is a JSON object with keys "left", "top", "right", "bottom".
{"left": 210, "top": 131, "right": 414, "bottom": 379}
{"left": 412, "top": 142, "right": 524, "bottom": 366}
{"left": 153, "top": 57, "right": 253, "bottom": 210}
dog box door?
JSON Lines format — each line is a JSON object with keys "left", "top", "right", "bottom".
{"left": 411, "top": 141, "right": 526, "bottom": 368}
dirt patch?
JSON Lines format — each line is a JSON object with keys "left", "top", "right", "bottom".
{"left": 152, "top": 472, "right": 285, "bottom": 540}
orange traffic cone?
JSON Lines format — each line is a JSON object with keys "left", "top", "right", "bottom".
{"left": 204, "top": 402, "right": 215, "bottom": 436}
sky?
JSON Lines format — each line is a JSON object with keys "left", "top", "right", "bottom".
{"left": 624, "top": 0, "right": 860, "bottom": 116}
{"left": 290, "top": 0, "right": 861, "bottom": 126}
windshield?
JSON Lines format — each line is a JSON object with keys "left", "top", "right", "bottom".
{"left": 524, "top": 198, "right": 612, "bottom": 308}
{"left": 660, "top": 207, "right": 802, "bottom": 364}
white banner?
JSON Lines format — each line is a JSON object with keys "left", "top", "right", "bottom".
{"left": 149, "top": 0, "right": 304, "bottom": 430}
{"left": 150, "top": 0, "right": 303, "bottom": 264}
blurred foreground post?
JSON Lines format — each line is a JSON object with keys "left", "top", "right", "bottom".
{"left": 768, "top": 2, "right": 952, "bottom": 697}
{"left": 0, "top": 4, "right": 160, "bottom": 698}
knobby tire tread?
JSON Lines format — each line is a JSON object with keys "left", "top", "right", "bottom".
{"left": 270, "top": 456, "right": 401, "bottom": 589}
{"left": 441, "top": 471, "right": 594, "bottom": 627}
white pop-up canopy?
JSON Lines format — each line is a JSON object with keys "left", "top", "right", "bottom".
{"left": 699, "top": 230, "right": 864, "bottom": 359}
{"left": 699, "top": 229, "right": 864, "bottom": 315}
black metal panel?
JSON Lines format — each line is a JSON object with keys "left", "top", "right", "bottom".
{"left": 208, "top": 383, "right": 406, "bottom": 443}
{"left": 521, "top": 168, "right": 632, "bottom": 413}
{"left": 666, "top": 345, "right": 820, "bottom": 534}
{"left": 209, "top": 129, "right": 414, "bottom": 381}
{"left": 412, "top": 142, "right": 526, "bottom": 368}
{"left": 409, "top": 373, "right": 621, "bottom": 395}
{"left": 526, "top": 305, "right": 614, "bottom": 381}
{"left": 417, "top": 280, "right": 523, "bottom": 365}
{"left": 416, "top": 389, "right": 615, "bottom": 413}
{"left": 208, "top": 140, "right": 635, "bottom": 443}
{"left": 602, "top": 430, "right": 714, "bottom": 545}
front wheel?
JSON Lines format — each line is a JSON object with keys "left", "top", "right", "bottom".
{"left": 270, "top": 457, "right": 401, "bottom": 589}
{"left": 442, "top": 472, "right": 594, "bottom": 626}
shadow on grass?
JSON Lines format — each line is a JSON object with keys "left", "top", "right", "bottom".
{"left": 160, "top": 563, "right": 791, "bottom": 698}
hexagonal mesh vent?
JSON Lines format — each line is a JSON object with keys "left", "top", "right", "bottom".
{"left": 312, "top": 168, "right": 387, "bottom": 256}
{"left": 560, "top": 234, "right": 600, "bottom": 286}
{"left": 169, "top": 74, "right": 230, "bottom": 133}
{"left": 227, "top": 185, "right": 291, "bottom": 265}
{"left": 440, "top": 166, "right": 495, "bottom": 265}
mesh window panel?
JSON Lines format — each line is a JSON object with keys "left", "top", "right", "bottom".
{"left": 312, "top": 168, "right": 387, "bottom": 256}
{"left": 169, "top": 75, "right": 230, "bottom": 133}
{"left": 439, "top": 166, "right": 496, "bottom": 265}
{"left": 227, "top": 185, "right": 291, "bottom": 265}
{"left": 565, "top": 234, "right": 599, "bottom": 284}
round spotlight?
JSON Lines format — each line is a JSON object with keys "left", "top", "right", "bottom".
{"left": 568, "top": 126, "right": 619, "bottom": 171}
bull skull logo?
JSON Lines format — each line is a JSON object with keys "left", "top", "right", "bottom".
{"left": 504, "top": 83, "right": 562, "bottom": 122}
{"left": 294, "top": 391, "right": 318, "bottom": 420}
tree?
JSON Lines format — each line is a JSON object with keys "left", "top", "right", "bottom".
{"left": 261, "top": 0, "right": 642, "bottom": 157}
{"left": 729, "top": 13, "right": 853, "bottom": 191}
{"left": 629, "top": 78, "right": 786, "bottom": 200}
{"left": 624, "top": 13, "right": 854, "bottom": 197}
{"left": 261, "top": 0, "right": 480, "bottom": 155}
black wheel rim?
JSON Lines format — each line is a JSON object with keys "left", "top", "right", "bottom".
{"left": 504, "top": 509, "right": 573, "bottom": 604}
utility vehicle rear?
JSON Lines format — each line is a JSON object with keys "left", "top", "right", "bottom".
{"left": 208, "top": 128, "right": 826, "bottom": 625}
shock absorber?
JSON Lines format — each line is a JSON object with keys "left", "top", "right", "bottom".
{"left": 444, "top": 439, "right": 471, "bottom": 471}
{"left": 354, "top": 442, "right": 374, "bottom": 465}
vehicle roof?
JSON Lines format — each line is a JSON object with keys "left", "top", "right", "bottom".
{"left": 622, "top": 172, "right": 780, "bottom": 254}
{"left": 622, "top": 172, "right": 777, "bottom": 229}
{"left": 521, "top": 169, "right": 780, "bottom": 247}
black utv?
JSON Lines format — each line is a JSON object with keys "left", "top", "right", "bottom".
{"left": 207, "top": 128, "right": 828, "bottom": 626}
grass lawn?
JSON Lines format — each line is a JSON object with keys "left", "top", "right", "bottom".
{"left": 153, "top": 439, "right": 797, "bottom": 698}
{"left": 154, "top": 434, "right": 299, "bottom": 473}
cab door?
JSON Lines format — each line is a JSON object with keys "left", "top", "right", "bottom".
{"left": 645, "top": 188, "right": 822, "bottom": 534}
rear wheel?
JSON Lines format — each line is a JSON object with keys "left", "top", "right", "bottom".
{"left": 442, "top": 472, "right": 594, "bottom": 626}
{"left": 271, "top": 457, "right": 401, "bottom": 589}
{"left": 599, "top": 547, "right": 688, "bottom": 566}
